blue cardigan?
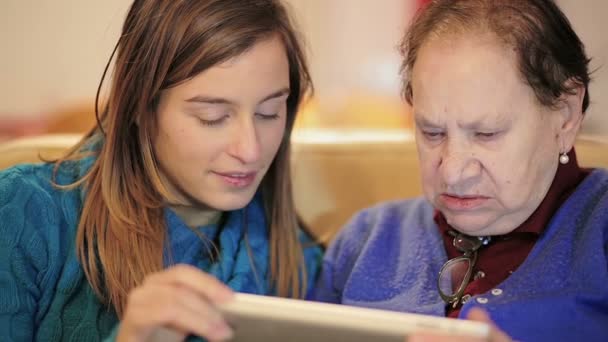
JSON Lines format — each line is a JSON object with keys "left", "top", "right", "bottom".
{"left": 0, "top": 160, "right": 321, "bottom": 341}
{"left": 312, "top": 169, "right": 608, "bottom": 342}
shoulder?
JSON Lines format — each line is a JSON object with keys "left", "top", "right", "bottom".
{"left": 311, "top": 198, "right": 442, "bottom": 303}
{"left": 0, "top": 161, "right": 81, "bottom": 206}
{"left": 576, "top": 168, "right": 608, "bottom": 191}
{"left": 332, "top": 197, "right": 436, "bottom": 251}
{"left": 0, "top": 162, "right": 82, "bottom": 247}
{"left": 557, "top": 168, "right": 608, "bottom": 248}
{"left": 567, "top": 168, "right": 608, "bottom": 214}
{"left": 323, "top": 197, "right": 438, "bottom": 271}
{"left": 0, "top": 163, "right": 86, "bottom": 322}
{"left": 585, "top": 169, "right": 608, "bottom": 228}
{"left": 0, "top": 163, "right": 60, "bottom": 212}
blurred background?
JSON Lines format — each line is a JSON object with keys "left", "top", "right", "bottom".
{"left": 0, "top": 0, "right": 607, "bottom": 140}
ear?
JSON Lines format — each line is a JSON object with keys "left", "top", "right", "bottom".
{"left": 556, "top": 82, "right": 585, "bottom": 154}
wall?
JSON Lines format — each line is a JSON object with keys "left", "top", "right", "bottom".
{"left": 0, "top": 0, "right": 130, "bottom": 118}
{"left": 0, "top": 0, "right": 412, "bottom": 126}
{"left": 285, "top": 0, "right": 409, "bottom": 103}
{"left": 1, "top": 1, "right": 606, "bottom": 135}
{"left": 557, "top": 0, "right": 608, "bottom": 135}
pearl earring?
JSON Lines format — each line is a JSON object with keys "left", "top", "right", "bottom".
{"left": 559, "top": 152, "right": 570, "bottom": 165}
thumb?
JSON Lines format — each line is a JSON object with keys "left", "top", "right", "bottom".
{"left": 147, "top": 328, "right": 186, "bottom": 342}
{"left": 467, "top": 307, "right": 493, "bottom": 323}
{"left": 466, "top": 307, "right": 512, "bottom": 342}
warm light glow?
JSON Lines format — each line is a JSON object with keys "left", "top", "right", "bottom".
{"left": 292, "top": 128, "right": 414, "bottom": 144}
{"left": 294, "top": 94, "right": 414, "bottom": 131}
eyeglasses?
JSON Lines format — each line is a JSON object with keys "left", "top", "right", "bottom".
{"left": 437, "top": 231, "right": 491, "bottom": 308}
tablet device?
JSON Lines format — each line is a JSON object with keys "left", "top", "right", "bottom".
{"left": 218, "top": 293, "right": 490, "bottom": 342}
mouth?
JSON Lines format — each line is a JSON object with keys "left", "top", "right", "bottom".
{"left": 438, "top": 193, "right": 490, "bottom": 210}
{"left": 213, "top": 171, "right": 257, "bottom": 188}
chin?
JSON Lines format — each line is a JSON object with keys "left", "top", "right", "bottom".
{"left": 204, "top": 191, "right": 257, "bottom": 211}
{"left": 443, "top": 213, "right": 495, "bottom": 236}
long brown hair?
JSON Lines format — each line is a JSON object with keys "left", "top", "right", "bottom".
{"left": 55, "top": 0, "right": 313, "bottom": 316}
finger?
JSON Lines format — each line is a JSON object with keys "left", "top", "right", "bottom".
{"left": 145, "top": 264, "right": 234, "bottom": 304}
{"left": 160, "top": 292, "right": 233, "bottom": 341}
{"left": 127, "top": 284, "right": 233, "bottom": 341}
{"left": 408, "top": 308, "right": 504, "bottom": 342}
{"left": 119, "top": 285, "right": 187, "bottom": 341}
{"left": 174, "top": 283, "right": 226, "bottom": 327}
{"left": 466, "top": 307, "right": 493, "bottom": 323}
{"left": 466, "top": 308, "right": 512, "bottom": 342}
{"left": 146, "top": 327, "right": 186, "bottom": 342}
{"left": 409, "top": 333, "right": 485, "bottom": 342}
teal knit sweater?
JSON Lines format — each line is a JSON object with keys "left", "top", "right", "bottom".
{"left": 0, "top": 161, "right": 321, "bottom": 341}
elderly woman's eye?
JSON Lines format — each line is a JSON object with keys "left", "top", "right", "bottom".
{"left": 423, "top": 131, "right": 445, "bottom": 140}
{"left": 475, "top": 132, "right": 498, "bottom": 139}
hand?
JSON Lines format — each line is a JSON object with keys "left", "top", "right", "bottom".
{"left": 116, "top": 264, "right": 234, "bottom": 342}
{"left": 408, "top": 308, "right": 512, "bottom": 342}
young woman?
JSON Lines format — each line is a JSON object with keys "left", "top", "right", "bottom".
{"left": 0, "top": 1, "right": 321, "bottom": 341}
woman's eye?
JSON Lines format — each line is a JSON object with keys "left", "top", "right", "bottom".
{"left": 475, "top": 131, "right": 499, "bottom": 139}
{"left": 422, "top": 131, "right": 445, "bottom": 140}
{"left": 255, "top": 113, "right": 280, "bottom": 120}
{"left": 199, "top": 115, "right": 228, "bottom": 126}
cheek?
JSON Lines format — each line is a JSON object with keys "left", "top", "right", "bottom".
{"left": 486, "top": 151, "right": 550, "bottom": 206}
{"left": 159, "top": 120, "right": 223, "bottom": 168}
{"left": 417, "top": 146, "right": 440, "bottom": 174}
{"left": 477, "top": 152, "right": 525, "bottom": 202}
{"left": 153, "top": 122, "right": 176, "bottom": 165}
{"left": 260, "top": 121, "right": 287, "bottom": 158}
{"left": 486, "top": 160, "right": 514, "bottom": 187}
{"left": 417, "top": 146, "right": 441, "bottom": 192}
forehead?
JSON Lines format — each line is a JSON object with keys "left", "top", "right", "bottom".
{"left": 171, "top": 36, "right": 290, "bottom": 100}
{"left": 411, "top": 34, "right": 541, "bottom": 124}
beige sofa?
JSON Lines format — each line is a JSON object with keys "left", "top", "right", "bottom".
{"left": 1, "top": 131, "right": 607, "bottom": 243}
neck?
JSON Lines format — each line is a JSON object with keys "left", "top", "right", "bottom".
{"left": 170, "top": 204, "right": 222, "bottom": 228}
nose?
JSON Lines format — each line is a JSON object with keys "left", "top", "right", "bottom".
{"left": 228, "top": 115, "right": 261, "bottom": 164}
{"left": 439, "top": 139, "right": 481, "bottom": 188}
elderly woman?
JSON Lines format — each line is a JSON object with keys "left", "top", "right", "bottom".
{"left": 311, "top": 0, "right": 608, "bottom": 341}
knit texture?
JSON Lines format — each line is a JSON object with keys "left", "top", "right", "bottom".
{"left": 312, "top": 169, "right": 608, "bottom": 342}
{"left": 0, "top": 161, "right": 321, "bottom": 341}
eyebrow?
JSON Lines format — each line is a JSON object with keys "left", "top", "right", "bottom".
{"left": 185, "top": 87, "right": 290, "bottom": 105}
{"left": 414, "top": 112, "right": 512, "bottom": 129}
{"left": 414, "top": 115, "right": 440, "bottom": 127}
{"left": 460, "top": 113, "right": 512, "bottom": 130}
